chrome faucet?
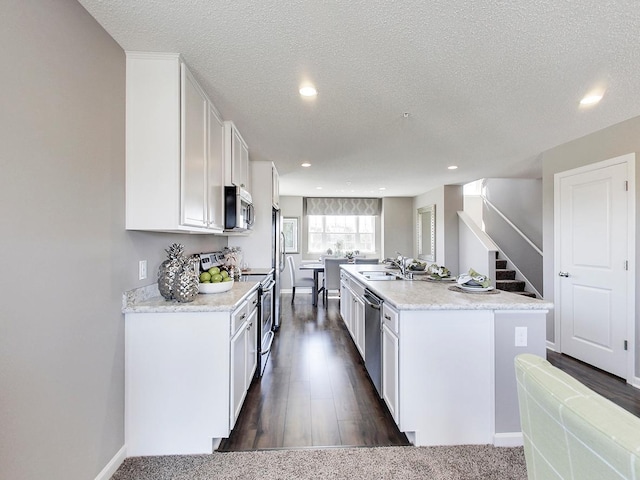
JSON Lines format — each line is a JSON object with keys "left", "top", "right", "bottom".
{"left": 395, "top": 252, "right": 409, "bottom": 278}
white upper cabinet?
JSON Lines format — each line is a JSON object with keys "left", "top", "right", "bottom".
{"left": 224, "top": 121, "right": 250, "bottom": 192}
{"left": 207, "top": 104, "right": 225, "bottom": 231}
{"left": 125, "top": 52, "right": 224, "bottom": 233}
{"left": 180, "top": 65, "right": 208, "bottom": 228}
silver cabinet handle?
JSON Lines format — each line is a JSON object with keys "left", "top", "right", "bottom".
{"left": 384, "top": 314, "right": 391, "bottom": 320}
{"left": 558, "top": 272, "right": 570, "bottom": 277}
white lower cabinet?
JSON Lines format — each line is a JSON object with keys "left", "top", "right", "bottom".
{"left": 229, "top": 313, "right": 247, "bottom": 429}
{"left": 382, "top": 304, "right": 399, "bottom": 423}
{"left": 339, "top": 273, "right": 366, "bottom": 358}
{"left": 353, "top": 294, "right": 365, "bottom": 357}
{"left": 124, "top": 289, "right": 259, "bottom": 456}
{"left": 230, "top": 293, "right": 258, "bottom": 429}
{"left": 340, "top": 280, "right": 353, "bottom": 334}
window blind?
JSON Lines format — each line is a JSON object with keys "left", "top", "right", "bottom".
{"left": 304, "top": 197, "right": 381, "bottom": 216}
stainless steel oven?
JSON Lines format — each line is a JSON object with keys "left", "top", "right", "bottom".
{"left": 257, "top": 274, "right": 275, "bottom": 377}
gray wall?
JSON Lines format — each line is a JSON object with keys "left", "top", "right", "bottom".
{"left": 484, "top": 178, "right": 542, "bottom": 248}
{"left": 541, "top": 115, "right": 640, "bottom": 378}
{"left": 413, "top": 185, "right": 463, "bottom": 275}
{"left": 0, "top": 2, "right": 227, "bottom": 479}
{"left": 381, "top": 197, "right": 414, "bottom": 260}
{"left": 278, "top": 196, "right": 310, "bottom": 290}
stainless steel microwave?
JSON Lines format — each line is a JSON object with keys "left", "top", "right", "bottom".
{"left": 224, "top": 186, "right": 254, "bottom": 231}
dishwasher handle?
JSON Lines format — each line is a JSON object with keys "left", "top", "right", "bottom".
{"left": 363, "top": 291, "right": 383, "bottom": 309}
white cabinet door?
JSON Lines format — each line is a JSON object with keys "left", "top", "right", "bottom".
{"left": 340, "top": 280, "right": 349, "bottom": 323}
{"left": 382, "top": 323, "right": 399, "bottom": 423}
{"left": 207, "top": 105, "right": 225, "bottom": 230}
{"left": 180, "top": 65, "right": 208, "bottom": 228}
{"left": 230, "top": 323, "right": 247, "bottom": 429}
{"left": 245, "top": 306, "right": 258, "bottom": 388}
{"left": 224, "top": 121, "right": 249, "bottom": 190}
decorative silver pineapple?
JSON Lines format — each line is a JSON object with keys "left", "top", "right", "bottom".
{"left": 172, "top": 255, "right": 200, "bottom": 303}
{"left": 158, "top": 243, "right": 185, "bottom": 300}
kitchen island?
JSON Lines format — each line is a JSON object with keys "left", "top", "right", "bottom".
{"left": 339, "top": 264, "right": 552, "bottom": 448}
{"left": 122, "top": 280, "right": 261, "bottom": 456}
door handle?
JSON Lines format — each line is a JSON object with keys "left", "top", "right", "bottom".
{"left": 558, "top": 271, "right": 570, "bottom": 277}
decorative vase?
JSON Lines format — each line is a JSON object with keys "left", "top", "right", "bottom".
{"left": 157, "top": 243, "right": 185, "bottom": 300}
{"left": 172, "top": 255, "right": 200, "bottom": 303}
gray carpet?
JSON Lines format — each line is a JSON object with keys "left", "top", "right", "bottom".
{"left": 111, "top": 445, "right": 527, "bottom": 479}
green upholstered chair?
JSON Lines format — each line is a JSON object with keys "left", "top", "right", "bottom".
{"left": 514, "top": 353, "right": 640, "bottom": 479}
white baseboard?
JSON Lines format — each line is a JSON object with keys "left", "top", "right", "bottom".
{"left": 494, "top": 432, "right": 523, "bottom": 447}
{"left": 95, "top": 445, "right": 126, "bottom": 480}
{"left": 546, "top": 341, "right": 557, "bottom": 352}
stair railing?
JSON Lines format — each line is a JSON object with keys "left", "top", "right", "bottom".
{"left": 480, "top": 195, "right": 543, "bottom": 297}
{"left": 482, "top": 196, "right": 542, "bottom": 256}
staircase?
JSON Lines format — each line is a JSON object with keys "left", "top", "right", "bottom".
{"left": 495, "top": 255, "right": 536, "bottom": 298}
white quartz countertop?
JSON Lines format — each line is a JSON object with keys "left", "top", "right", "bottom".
{"left": 122, "top": 281, "right": 260, "bottom": 314}
{"left": 341, "top": 264, "right": 553, "bottom": 311}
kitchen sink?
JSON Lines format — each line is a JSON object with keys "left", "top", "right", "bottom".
{"left": 359, "top": 271, "right": 403, "bottom": 281}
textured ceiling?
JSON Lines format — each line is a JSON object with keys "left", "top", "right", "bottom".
{"left": 79, "top": 0, "right": 640, "bottom": 197}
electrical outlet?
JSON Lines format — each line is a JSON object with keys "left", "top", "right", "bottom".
{"left": 138, "top": 260, "right": 147, "bottom": 280}
{"left": 515, "top": 327, "right": 528, "bottom": 347}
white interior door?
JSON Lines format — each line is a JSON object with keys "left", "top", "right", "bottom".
{"left": 556, "top": 159, "right": 631, "bottom": 378}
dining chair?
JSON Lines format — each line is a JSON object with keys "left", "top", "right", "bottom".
{"left": 287, "top": 256, "right": 315, "bottom": 304}
{"left": 354, "top": 258, "right": 380, "bottom": 264}
{"left": 323, "top": 258, "right": 349, "bottom": 305}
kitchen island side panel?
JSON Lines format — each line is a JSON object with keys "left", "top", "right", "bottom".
{"left": 400, "top": 309, "right": 494, "bottom": 446}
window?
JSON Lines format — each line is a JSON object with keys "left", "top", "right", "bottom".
{"left": 307, "top": 215, "right": 376, "bottom": 253}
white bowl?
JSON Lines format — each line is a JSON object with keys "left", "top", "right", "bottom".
{"left": 198, "top": 279, "right": 234, "bottom": 294}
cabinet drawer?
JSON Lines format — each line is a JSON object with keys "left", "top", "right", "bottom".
{"left": 382, "top": 304, "right": 399, "bottom": 334}
{"left": 231, "top": 300, "right": 249, "bottom": 336}
{"left": 246, "top": 290, "right": 259, "bottom": 314}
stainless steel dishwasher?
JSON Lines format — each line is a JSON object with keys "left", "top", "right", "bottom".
{"left": 363, "top": 289, "right": 383, "bottom": 397}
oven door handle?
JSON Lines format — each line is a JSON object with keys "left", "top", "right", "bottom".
{"left": 261, "top": 330, "right": 275, "bottom": 355}
{"left": 262, "top": 278, "right": 276, "bottom": 291}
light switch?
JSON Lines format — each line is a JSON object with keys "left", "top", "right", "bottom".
{"left": 139, "top": 260, "right": 147, "bottom": 280}
{"left": 515, "top": 327, "right": 528, "bottom": 347}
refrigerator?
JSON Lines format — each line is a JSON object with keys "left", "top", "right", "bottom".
{"left": 229, "top": 161, "right": 283, "bottom": 327}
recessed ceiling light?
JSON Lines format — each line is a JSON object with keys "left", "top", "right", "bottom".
{"left": 301, "top": 162, "right": 311, "bottom": 167}
{"left": 299, "top": 85, "right": 318, "bottom": 97}
{"left": 316, "top": 186, "right": 323, "bottom": 190}
{"left": 580, "top": 94, "right": 603, "bottom": 106}
{"left": 448, "top": 165, "right": 458, "bottom": 170}
{"left": 379, "top": 187, "right": 386, "bottom": 191}
{"left": 580, "top": 91, "right": 605, "bottom": 106}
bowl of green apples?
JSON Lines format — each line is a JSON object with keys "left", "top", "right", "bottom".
{"left": 198, "top": 266, "right": 234, "bottom": 293}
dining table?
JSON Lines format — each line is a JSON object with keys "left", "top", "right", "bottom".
{"left": 298, "top": 262, "right": 325, "bottom": 306}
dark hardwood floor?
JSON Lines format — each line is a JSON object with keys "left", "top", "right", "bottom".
{"left": 218, "top": 293, "right": 409, "bottom": 451}
{"left": 219, "top": 294, "right": 640, "bottom": 452}
{"left": 547, "top": 350, "right": 640, "bottom": 417}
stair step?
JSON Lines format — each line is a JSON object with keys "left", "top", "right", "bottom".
{"left": 495, "top": 259, "right": 507, "bottom": 269}
{"left": 495, "top": 269, "right": 516, "bottom": 280}
{"left": 496, "top": 279, "right": 526, "bottom": 292}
